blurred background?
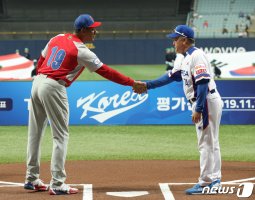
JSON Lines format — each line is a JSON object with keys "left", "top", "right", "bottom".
{"left": 0, "top": 0, "right": 255, "bottom": 79}
{"left": 0, "top": 0, "right": 254, "bottom": 39}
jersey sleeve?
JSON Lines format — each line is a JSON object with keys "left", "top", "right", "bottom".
{"left": 76, "top": 42, "right": 103, "bottom": 72}
{"left": 95, "top": 64, "right": 134, "bottom": 86}
{"left": 167, "top": 53, "right": 183, "bottom": 81}
{"left": 41, "top": 42, "right": 49, "bottom": 58}
{"left": 146, "top": 68, "right": 182, "bottom": 89}
{"left": 192, "top": 51, "right": 211, "bottom": 83}
{"left": 195, "top": 82, "right": 208, "bottom": 113}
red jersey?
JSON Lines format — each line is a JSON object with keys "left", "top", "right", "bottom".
{"left": 38, "top": 33, "right": 103, "bottom": 87}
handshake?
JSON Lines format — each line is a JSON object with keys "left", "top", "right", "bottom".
{"left": 133, "top": 81, "right": 147, "bottom": 94}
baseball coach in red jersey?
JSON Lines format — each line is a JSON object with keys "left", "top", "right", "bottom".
{"left": 24, "top": 14, "right": 146, "bottom": 195}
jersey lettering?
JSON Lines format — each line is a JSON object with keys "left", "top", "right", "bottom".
{"left": 184, "top": 79, "right": 189, "bottom": 86}
{"left": 47, "top": 46, "right": 66, "bottom": 70}
{"left": 196, "top": 69, "right": 207, "bottom": 74}
{"left": 195, "top": 64, "right": 208, "bottom": 76}
{"left": 181, "top": 70, "right": 189, "bottom": 77}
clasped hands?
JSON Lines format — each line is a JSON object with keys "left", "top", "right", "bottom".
{"left": 133, "top": 81, "right": 147, "bottom": 94}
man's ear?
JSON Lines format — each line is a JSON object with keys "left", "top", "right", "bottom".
{"left": 183, "top": 38, "right": 189, "bottom": 45}
{"left": 182, "top": 39, "right": 186, "bottom": 45}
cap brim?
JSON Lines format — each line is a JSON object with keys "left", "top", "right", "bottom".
{"left": 88, "top": 22, "right": 102, "bottom": 28}
{"left": 166, "top": 32, "right": 180, "bottom": 38}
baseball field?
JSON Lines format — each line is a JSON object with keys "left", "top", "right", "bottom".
{"left": 0, "top": 65, "right": 254, "bottom": 199}
{"left": 0, "top": 125, "right": 255, "bottom": 164}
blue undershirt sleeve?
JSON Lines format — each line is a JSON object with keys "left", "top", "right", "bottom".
{"left": 195, "top": 81, "right": 209, "bottom": 113}
{"left": 146, "top": 71, "right": 182, "bottom": 89}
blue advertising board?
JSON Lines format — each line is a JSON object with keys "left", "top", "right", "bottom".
{"left": 0, "top": 80, "right": 254, "bottom": 125}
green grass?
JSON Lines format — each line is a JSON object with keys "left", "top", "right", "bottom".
{"left": 0, "top": 125, "right": 254, "bottom": 164}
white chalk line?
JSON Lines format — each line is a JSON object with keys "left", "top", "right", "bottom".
{"left": 223, "top": 177, "right": 255, "bottom": 184}
{"left": 0, "top": 177, "right": 254, "bottom": 188}
{"left": 162, "top": 177, "right": 255, "bottom": 186}
{"left": 0, "top": 181, "right": 23, "bottom": 185}
{"left": 83, "top": 184, "right": 93, "bottom": 200}
{"left": 1, "top": 177, "right": 255, "bottom": 200}
{"left": 0, "top": 185, "right": 24, "bottom": 187}
{"left": 1, "top": 177, "right": 254, "bottom": 188}
{"left": 159, "top": 183, "right": 175, "bottom": 200}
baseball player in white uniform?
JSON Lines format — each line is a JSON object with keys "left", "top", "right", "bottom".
{"left": 144, "top": 25, "right": 223, "bottom": 195}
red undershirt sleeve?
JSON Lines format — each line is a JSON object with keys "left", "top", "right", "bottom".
{"left": 95, "top": 64, "right": 134, "bottom": 86}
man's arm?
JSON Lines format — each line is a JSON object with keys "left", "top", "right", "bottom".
{"left": 195, "top": 81, "right": 209, "bottom": 113}
{"left": 96, "top": 64, "right": 147, "bottom": 93}
{"left": 192, "top": 80, "right": 209, "bottom": 123}
{"left": 95, "top": 64, "right": 134, "bottom": 86}
{"left": 146, "top": 70, "right": 182, "bottom": 89}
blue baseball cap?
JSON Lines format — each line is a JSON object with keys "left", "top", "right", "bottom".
{"left": 167, "top": 25, "right": 194, "bottom": 39}
{"left": 74, "top": 14, "right": 101, "bottom": 29}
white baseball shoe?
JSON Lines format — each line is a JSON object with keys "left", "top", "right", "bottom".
{"left": 49, "top": 183, "right": 78, "bottom": 195}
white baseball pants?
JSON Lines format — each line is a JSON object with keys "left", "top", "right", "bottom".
{"left": 193, "top": 91, "right": 223, "bottom": 186}
{"left": 26, "top": 74, "right": 69, "bottom": 188}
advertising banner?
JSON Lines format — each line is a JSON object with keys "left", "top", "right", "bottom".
{"left": 207, "top": 51, "right": 255, "bottom": 78}
{"left": 0, "top": 81, "right": 254, "bottom": 125}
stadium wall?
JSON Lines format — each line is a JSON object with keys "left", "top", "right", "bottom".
{"left": 0, "top": 38, "right": 254, "bottom": 64}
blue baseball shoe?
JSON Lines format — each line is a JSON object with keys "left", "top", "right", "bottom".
{"left": 24, "top": 179, "right": 49, "bottom": 191}
{"left": 208, "top": 179, "right": 221, "bottom": 188}
{"left": 185, "top": 179, "right": 221, "bottom": 195}
{"left": 185, "top": 183, "right": 204, "bottom": 195}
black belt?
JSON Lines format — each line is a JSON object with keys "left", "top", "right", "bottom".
{"left": 188, "top": 89, "right": 216, "bottom": 104}
{"left": 210, "top": 89, "right": 216, "bottom": 94}
{"left": 189, "top": 98, "right": 196, "bottom": 104}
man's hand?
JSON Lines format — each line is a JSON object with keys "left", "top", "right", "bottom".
{"left": 133, "top": 81, "right": 147, "bottom": 94}
{"left": 192, "top": 111, "right": 202, "bottom": 123}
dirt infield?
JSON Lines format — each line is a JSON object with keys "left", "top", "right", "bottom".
{"left": 0, "top": 160, "right": 254, "bottom": 200}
